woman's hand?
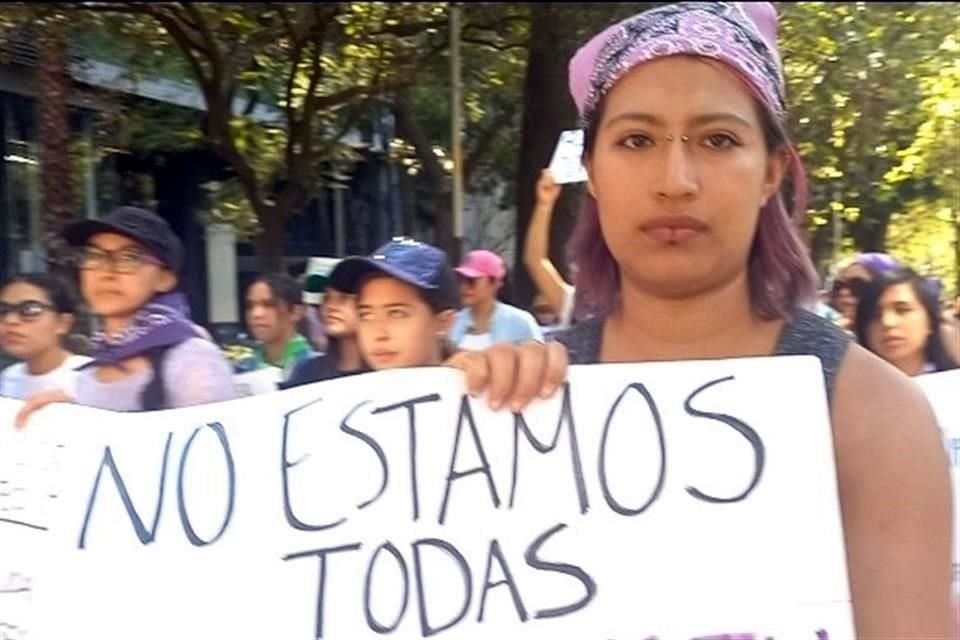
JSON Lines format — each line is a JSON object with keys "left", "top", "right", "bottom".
{"left": 14, "top": 389, "right": 73, "bottom": 429}
{"left": 535, "top": 169, "right": 562, "bottom": 208}
{"left": 445, "top": 341, "right": 569, "bottom": 412}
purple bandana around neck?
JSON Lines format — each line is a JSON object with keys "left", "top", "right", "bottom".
{"left": 85, "top": 291, "right": 199, "bottom": 367}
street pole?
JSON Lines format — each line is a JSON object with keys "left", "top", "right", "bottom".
{"left": 450, "top": 2, "right": 464, "bottom": 261}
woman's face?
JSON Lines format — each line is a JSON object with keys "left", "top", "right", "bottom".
{"left": 586, "top": 56, "right": 785, "bottom": 301}
{"left": 458, "top": 276, "right": 499, "bottom": 308}
{"left": 867, "top": 283, "right": 932, "bottom": 368}
{"left": 245, "top": 282, "right": 301, "bottom": 346}
{"left": 79, "top": 233, "right": 175, "bottom": 321}
{"left": 357, "top": 275, "right": 451, "bottom": 370}
{"left": 833, "top": 264, "right": 873, "bottom": 321}
{"left": 322, "top": 288, "right": 358, "bottom": 338}
{"left": 0, "top": 282, "right": 73, "bottom": 361}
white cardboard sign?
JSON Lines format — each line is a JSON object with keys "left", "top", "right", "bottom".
{"left": 0, "top": 357, "right": 855, "bottom": 639}
{"left": 548, "top": 129, "right": 588, "bottom": 184}
{"left": 915, "top": 369, "right": 960, "bottom": 598}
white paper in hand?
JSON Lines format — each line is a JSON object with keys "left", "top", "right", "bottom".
{"left": 548, "top": 129, "right": 588, "bottom": 184}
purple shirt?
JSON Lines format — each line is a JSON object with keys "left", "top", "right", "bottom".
{"left": 74, "top": 337, "right": 237, "bottom": 411}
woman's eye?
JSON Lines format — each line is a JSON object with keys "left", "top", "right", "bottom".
{"left": 388, "top": 309, "right": 408, "bottom": 319}
{"left": 619, "top": 133, "right": 653, "bottom": 149}
{"left": 704, "top": 133, "right": 740, "bottom": 149}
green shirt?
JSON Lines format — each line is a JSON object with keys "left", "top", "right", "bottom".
{"left": 253, "top": 333, "right": 314, "bottom": 378}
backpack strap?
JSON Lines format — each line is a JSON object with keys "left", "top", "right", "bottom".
{"left": 139, "top": 345, "right": 173, "bottom": 411}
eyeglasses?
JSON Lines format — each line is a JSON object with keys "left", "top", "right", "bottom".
{"left": 77, "top": 246, "right": 162, "bottom": 274}
{"left": 0, "top": 300, "right": 56, "bottom": 322}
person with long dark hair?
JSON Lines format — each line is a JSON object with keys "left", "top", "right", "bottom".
{"left": 855, "top": 268, "right": 959, "bottom": 376}
{"left": 244, "top": 273, "right": 314, "bottom": 381}
{"left": 281, "top": 269, "right": 365, "bottom": 388}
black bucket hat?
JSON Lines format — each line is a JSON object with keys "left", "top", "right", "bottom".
{"left": 63, "top": 206, "right": 184, "bottom": 272}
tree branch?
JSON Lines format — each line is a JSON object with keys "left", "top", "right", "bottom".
{"left": 464, "top": 107, "right": 516, "bottom": 185}
{"left": 142, "top": 9, "right": 211, "bottom": 88}
{"left": 366, "top": 18, "right": 449, "bottom": 38}
{"left": 393, "top": 93, "right": 447, "bottom": 192}
{"left": 459, "top": 36, "right": 527, "bottom": 52}
{"left": 179, "top": 2, "right": 220, "bottom": 66}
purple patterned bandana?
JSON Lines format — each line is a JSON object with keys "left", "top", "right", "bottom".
{"left": 83, "top": 291, "right": 199, "bottom": 367}
{"left": 568, "top": 2, "right": 785, "bottom": 127}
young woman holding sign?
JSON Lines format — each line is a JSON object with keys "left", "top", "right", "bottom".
{"left": 448, "top": 2, "right": 955, "bottom": 635}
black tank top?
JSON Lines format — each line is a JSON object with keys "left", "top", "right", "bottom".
{"left": 552, "top": 308, "right": 852, "bottom": 403}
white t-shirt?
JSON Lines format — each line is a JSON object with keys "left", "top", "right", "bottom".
{"left": 0, "top": 354, "right": 92, "bottom": 400}
{"left": 458, "top": 332, "right": 494, "bottom": 351}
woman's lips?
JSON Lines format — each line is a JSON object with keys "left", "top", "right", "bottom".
{"left": 641, "top": 214, "right": 707, "bottom": 243}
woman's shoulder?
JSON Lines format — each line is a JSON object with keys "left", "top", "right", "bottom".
{"left": 163, "top": 337, "right": 232, "bottom": 372}
{"left": 549, "top": 318, "right": 603, "bottom": 364}
{"left": 832, "top": 343, "right": 939, "bottom": 446}
{"left": 1, "top": 362, "right": 25, "bottom": 379}
{"left": 63, "top": 354, "right": 92, "bottom": 370}
{"left": 776, "top": 308, "right": 851, "bottom": 355}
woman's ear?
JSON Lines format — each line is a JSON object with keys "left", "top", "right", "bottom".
{"left": 434, "top": 309, "right": 456, "bottom": 337}
{"left": 55, "top": 313, "right": 75, "bottom": 338}
{"left": 156, "top": 269, "right": 179, "bottom": 294}
{"left": 291, "top": 303, "right": 306, "bottom": 324}
{"left": 762, "top": 148, "right": 789, "bottom": 204}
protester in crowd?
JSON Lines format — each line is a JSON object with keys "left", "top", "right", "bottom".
{"left": 450, "top": 249, "right": 542, "bottom": 350}
{"left": 523, "top": 169, "right": 577, "bottom": 328}
{"left": 281, "top": 269, "right": 366, "bottom": 388}
{"left": 446, "top": 3, "right": 954, "bottom": 634}
{"left": 855, "top": 268, "right": 959, "bottom": 376}
{"left": 244, "top": 273, "right": 314, "bottom": 381}
{"left": 829, "top": 252, "right": 902, "bottom": 330}
{"left": 15, "top": 207, "right": 236, "bottom": 424}
{"left": 0, "top": 273, "right": 91, "bottom": 399}
{"left": 301, "top": 271, "right": 329, "bottom": 353}
{"left": 333, "top": 238, "right": 460, "bottom": 370}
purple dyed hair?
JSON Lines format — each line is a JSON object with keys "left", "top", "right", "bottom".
{"left": 568, "top": 63, "right": 819, "bottom": 321}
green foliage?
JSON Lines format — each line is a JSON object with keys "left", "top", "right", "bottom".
{"left": 198, "top": 179, "right": 260, "bottom": 240}
{"left": 3, "top": 2, "right": 956, "bottom": 282}
{"left": 779, "top": 1, "right": 959, "bottom": 286}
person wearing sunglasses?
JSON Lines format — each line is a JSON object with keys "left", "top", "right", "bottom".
{"left": 828, "top": 253, "right": 902, "bottom": 331}
{"left": 14, "top": 207, "right": 236, "bottom": 426}
{"left": 0, "top": 274, "right": 91, "bottom": 400}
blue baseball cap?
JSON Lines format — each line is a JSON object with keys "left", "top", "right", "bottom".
{"left": 331, "top": 238, "right": 460, "bottom": 310}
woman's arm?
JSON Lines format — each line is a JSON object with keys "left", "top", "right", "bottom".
{"left": 523, "top": 169, "right": 574, "bottom": 315}
{"left": 831, "top": 344, "right": 955, "bottom": 637}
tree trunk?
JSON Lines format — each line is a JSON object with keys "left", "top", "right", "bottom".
{"left": 512, "top": 4, "right": 581, "bottom": 306}
{"left": 36, "top": 16, "right": 74, "bottom": 272}
{"left": 255, "top": 203, "right": 287, "bottom": 273}
{"left": 393, "top": 95, "right": 456, "bottom": 257}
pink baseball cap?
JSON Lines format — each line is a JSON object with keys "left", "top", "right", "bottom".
{"left": 455, "top": 250, "right": 506, "bottom": 280}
